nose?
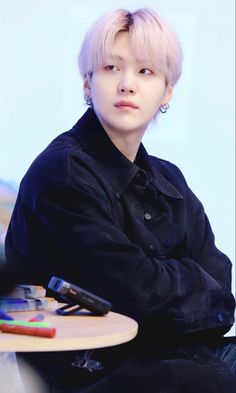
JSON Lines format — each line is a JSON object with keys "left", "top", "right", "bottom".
{"left": 119, "top": 86, "right": 135, "bottom": 94}
{"left": 118, "top": 73, "right": 137, "bottom": 95}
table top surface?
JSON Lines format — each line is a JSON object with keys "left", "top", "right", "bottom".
{"left": 0, "top": 305, "right": 138, "bottom": 352}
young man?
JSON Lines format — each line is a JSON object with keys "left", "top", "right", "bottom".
{"left": 4, "top": 8, "right": 236, "bottom": 393}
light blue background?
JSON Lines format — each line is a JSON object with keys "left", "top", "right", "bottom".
{"left": 0, "top": 0, "right": 235, "bottom": 333}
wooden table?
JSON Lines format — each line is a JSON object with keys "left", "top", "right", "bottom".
{"left": 0, "top": 306, "right": 138, "bottom": 352}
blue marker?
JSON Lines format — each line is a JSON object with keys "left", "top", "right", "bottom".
{"left": 28, "top": 314, "right": 45, "bottom": 322}
{"left": 0, "top": 309, "right": 14, "bottom": 320}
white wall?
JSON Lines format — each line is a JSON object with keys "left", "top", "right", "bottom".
{"left": 0, "top": 0, "right": 235, "bottom": 332}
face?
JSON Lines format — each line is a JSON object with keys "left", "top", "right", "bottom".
{"left": 84, "top": 31, "right": 172, "bottom": 139}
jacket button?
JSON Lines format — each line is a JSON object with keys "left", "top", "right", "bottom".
{"left": 217, "top": 313, "right": 224, "bottom": 323}
{"left": 193, "top": 320, "right": 200, "bottom": 329}
{"left": 149, "top": 244, "right": 155, "bottom": 251}
{"left": 144, "top": 213, "right": 152, "bottom": 220}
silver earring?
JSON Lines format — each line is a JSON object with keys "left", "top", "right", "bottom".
{"left": 160, "top": 103, "right": 169, "bottom": 113}
{"left": 84, "top": 94, "right": 93, "bottom": 107}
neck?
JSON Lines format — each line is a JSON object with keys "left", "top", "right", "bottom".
{"left": 94, "top": 111, "right": 147, "bottom": 161}
{"left": 105, "top": 130, "right": 144, "bottom": 162}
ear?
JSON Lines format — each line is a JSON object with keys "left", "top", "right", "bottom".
{"left": 83, "top": 78, "right": 91, "bottom": 90}
{"left": 83, "top": 78, "right": 91, "bottom": 95}
{"left": 161, "top": 85, "right": 173, "bottom": 106}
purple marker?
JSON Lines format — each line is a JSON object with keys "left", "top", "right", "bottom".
{"left": 28, "top": 314, "right": 45, "bottom": 322}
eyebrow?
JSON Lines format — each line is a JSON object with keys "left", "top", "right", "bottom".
{"left": 106, "top": 54, "right": 152, "bottom": 66}
{"left": 106, "top": 54, "right": 124, "bottom": 62}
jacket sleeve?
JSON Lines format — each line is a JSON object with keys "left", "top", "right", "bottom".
{"left": 5, "top": 177, "right": 235, "bottom": 336}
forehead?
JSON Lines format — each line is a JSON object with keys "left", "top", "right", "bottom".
{"left": 103, "top": 31, "right": 156, "bottom": 66}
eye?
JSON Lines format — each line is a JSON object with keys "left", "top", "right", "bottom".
{"left": 104, "top": 65, "right": 119, "bottom": 71}
{"left": 139, "top": 68, "right": 153, "bottom": 75}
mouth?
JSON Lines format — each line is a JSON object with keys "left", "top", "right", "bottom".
{"left": 114, "top": 101, "right": 139, "bottom": 109}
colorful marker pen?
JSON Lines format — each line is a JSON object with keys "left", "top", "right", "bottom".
{"left": 0, "top": 324, "right": 56, "bottom": 338}
{"left": 0, "top": 320, "right": 50, "bottom": 327}
{"left": 0, "top": 309, "right": 14, "bottom": 321}
{"left": 28, "top": 314, "right": 45, "bottom": 322}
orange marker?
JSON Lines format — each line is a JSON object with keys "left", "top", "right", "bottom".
{"left": 0, "top": 324, "right": 56, "bottom": 338}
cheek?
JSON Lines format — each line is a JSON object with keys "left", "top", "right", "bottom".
{"left": 144, "top": 93, "right": 164, "bottom": 119}
{"left": 146, "top": 93, "right": 163, "bottom": 108}
{"left": 150, "top": 91, "right": 165, "bottom": 110}
{"left": 91, "top": 80, "right": 107, "bottom": 102}
{"left": 90, "top": 87, "right": 110, "bottom": 115}
{"left": 142, "top": 80, "right": 165, "bottom": 99}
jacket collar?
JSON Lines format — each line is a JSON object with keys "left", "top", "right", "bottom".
{"left": 73, "top": 109, "right": 182, "bottom": 199}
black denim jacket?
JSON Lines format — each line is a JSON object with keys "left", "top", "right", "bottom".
{"left": 5, "top": 108, "right": 235, "bottom": 337}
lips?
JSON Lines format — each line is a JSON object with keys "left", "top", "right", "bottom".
{"left": 114, "top": 101, "right": 138, "bottom": 109}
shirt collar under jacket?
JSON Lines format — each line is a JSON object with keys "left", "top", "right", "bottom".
{"left": 73, "top": 108, "right": 183, "bottom": 199}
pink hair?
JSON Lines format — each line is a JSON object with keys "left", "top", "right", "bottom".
{"left": 78, "top": 8, "right": 183, "bottom": 87}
